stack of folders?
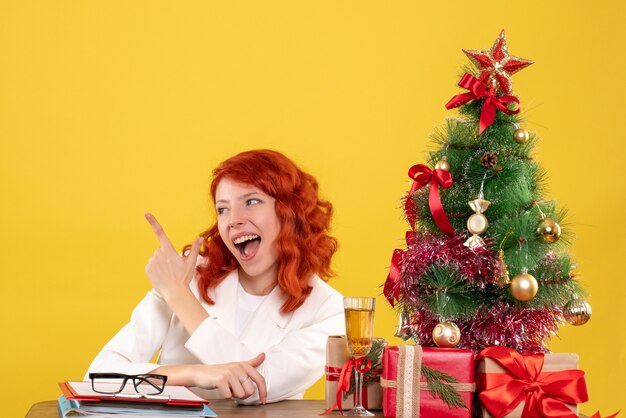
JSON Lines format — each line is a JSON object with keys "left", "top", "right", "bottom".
{"left": 58, "top": 381, "right": 217, "bottom": 417}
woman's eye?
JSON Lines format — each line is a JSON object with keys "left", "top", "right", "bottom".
{"left": 246, "top": 198, "right": 261, "bottom": 206}
{"left": 216, "top": 207, "right": 227, "bottom": 215}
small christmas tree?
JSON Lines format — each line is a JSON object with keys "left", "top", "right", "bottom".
{"left": 384, "top": 30, "right": 592, "bottom": 353}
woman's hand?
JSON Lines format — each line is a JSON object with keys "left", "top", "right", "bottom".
{"left": 144, "top": 213, "right": 203, "bottom": 302}
{"left": 192, "top": 353, "right": 268, "bottom": 403}
{"left": 152, "top": 353, "right": 268, "bottom": 404}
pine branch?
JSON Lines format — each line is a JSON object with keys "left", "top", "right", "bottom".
{"left": 419, "top": 264, "right": 483, "bottom": 318}
{"left": 421, "top": 365, "right": 468, "bottom": 409}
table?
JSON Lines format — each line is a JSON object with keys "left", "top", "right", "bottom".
{"left": 25, "top": 400, "right": 591, "bottom": 418}
{"left": 26, "top": 399, "right": 379, "bottom": 417}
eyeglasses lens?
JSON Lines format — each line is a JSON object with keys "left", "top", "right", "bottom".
{"left": 133, "top": 375, "right": 166, "bottom": 395}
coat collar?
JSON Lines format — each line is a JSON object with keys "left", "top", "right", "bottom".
{"left": 204, "top": 270, "right": 293, "bottom": 344}
{"left": 202, "top": 270, "right": 239, "bottom": 331}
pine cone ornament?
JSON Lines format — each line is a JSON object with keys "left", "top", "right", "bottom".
{"left": 480, "top": 152, "right": 498, "bottom": 168}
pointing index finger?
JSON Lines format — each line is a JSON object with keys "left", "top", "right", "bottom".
{"left": 144, "top": 213, "right": 176, "bottom": 251}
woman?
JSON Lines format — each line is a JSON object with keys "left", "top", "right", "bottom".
{"left": 86, "top": 149, "right": 345, "bottom": 404}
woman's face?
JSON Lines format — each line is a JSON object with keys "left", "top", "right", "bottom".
{"left": 215, "top": 177, "right": 281, "bottom": 283}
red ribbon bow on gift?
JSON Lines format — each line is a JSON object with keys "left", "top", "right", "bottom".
{"left": 590, "top": 412, "right": 621, "bottom": 418}
{"left": 477, "top": 346, "right": 589, "bottom": 418}
{"left": 320, "top": 357, "right": 373, "bottom": 416}
{"left": 404, "top": 164, "right": 455, "bottom": 236}
{"left": 325, "top": 365, "right": 382, "bottom": 411}
{"left": 445, "top": 73, "right": 521, "bottom": 134}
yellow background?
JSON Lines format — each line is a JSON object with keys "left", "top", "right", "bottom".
{"left": 1, "top": 1, "right": 624, "bottom": 416}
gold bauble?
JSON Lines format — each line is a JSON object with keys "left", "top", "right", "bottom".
{"left": 467, "top": 213, "right": 488, "bottom": 235}
{"left": 435, "top": 158, "right": 450, "bottom": 172}
{"left": 537, "top": 218, "right": 561, "bottom": 243}
{"left": 510, "top": 271, "right": 538, "bottom": 301}
{"left": 432, "top": 321, "right": 461, "bottom": 348}
{"left": 563, "top": 295, "right": 592, "bottom": 326}
{"left": 513, "top": 128, "right": 529, "bottom": 144}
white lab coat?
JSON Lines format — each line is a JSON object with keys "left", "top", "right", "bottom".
{"left": 86, "top": 269, "right": 345, "bottom": 403}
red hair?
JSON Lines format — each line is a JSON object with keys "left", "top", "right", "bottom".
{"left": 186, "top": 149, "right": 337, "bottom": 313}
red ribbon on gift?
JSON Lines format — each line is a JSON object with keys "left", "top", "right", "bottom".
{"left": 404, "top": 164, "right": 455, "bottom": 236}
{"left": 477, "top": 346, "right": 589, "bottom": 418}
{"left": 325, "top": 366, "right": 382, "bottom": 410}
{"left": 590, "top": 412, "right": 621, "bottom": 418}
{"left": 321, "top": 357, "right": 373, "bottom": 416}
{"left": 445, "top": 73, "right": 521, "bottom": 134}
{"left": 383, "top": 249, "right": 403, "bottom": 306}
{"left": 325, "top": 366, "right": 370, "bottom": 409}
{"left": 325, "top": 366, "right": 382, "bottom": 383}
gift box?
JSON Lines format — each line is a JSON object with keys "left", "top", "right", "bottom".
{"left": 381, "top": 345, "right": 475, "bottom": 418}
{"left": 324, "top": 335, "right": 385, "bottom": 411}
{"left": 476, "top": 346, "right": 589, "bottom": 418}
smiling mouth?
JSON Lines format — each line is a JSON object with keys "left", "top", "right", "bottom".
{"left": 233, "top": 234, "right": 261, "bottom": 258}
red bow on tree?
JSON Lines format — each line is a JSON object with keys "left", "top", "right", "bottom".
{"left": 445, "top": 73, "right": 521, "bottom": 134}
{"left": 477, "top": 346, "right": 589, "bottom": 418}
{"left": 404, "top": 164, "right": 455, "bottom": 236}
{"left": 383, "top": 249, "right": 403, "bottom": 306}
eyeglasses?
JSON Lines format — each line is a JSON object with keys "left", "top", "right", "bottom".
{"left": 88, "top": 373, "right": 168, "bottom": 395}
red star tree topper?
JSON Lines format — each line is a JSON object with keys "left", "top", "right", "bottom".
{"left": 463, "top": 30, "right": 533, "bottom": 94}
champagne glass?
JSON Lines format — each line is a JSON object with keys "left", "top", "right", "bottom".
{"left": 343, "top": 297, "right": 375, "bottom": 417}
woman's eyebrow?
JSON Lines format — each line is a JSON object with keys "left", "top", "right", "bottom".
{"left": 241, "top": 192, "right": 263, "bottom": 199}
{"left": 215, "top": 192, "right": 264, "bottom": 204}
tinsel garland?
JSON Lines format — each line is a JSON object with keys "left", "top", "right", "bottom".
{"left": 406, "top": 304, "right": 561, "bottom": 353}
{"left": 395, "top": 231, "right": 564, "bottom": 353}
{"left": 464, "top": 302, "right": 561, "bottom": 353}
{"left": 401, "top": 231, "right": 500, "bottom": 293}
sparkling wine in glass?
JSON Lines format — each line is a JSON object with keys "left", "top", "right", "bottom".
{"left": 343, "top": 297, "right": 375, "bottom": 417}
